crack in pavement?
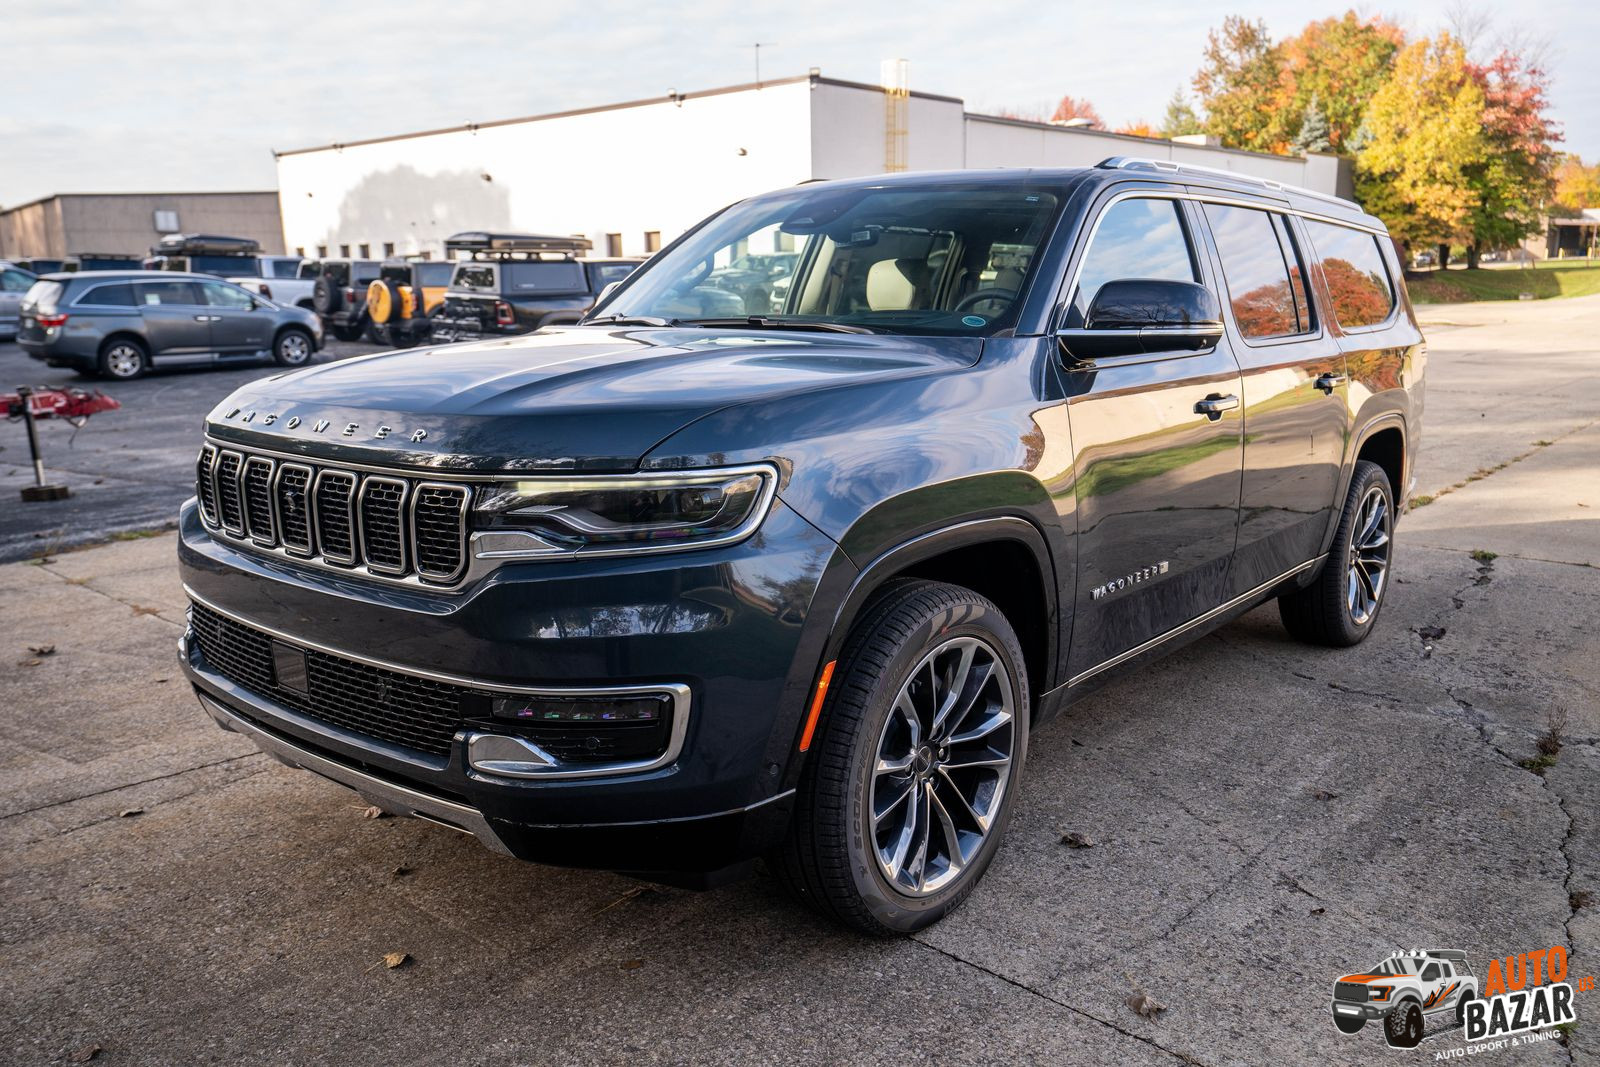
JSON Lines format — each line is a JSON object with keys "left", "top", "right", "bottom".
{"left": 0, "top": 752, "right": 265, "bottom": 821}
{"left": 1412, "top": 414, "right": 1600, "bottom": 507}
{"left": 34, "top": 561, "right": 185, "bottom": 629}
{"left": 909, "top": 937, "right": 1208, "bottom": 1065}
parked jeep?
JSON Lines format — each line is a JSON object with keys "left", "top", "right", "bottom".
{"left": 178, "top": 161, "right": 1423, "bottom": 934}
{"left": 1332, "top": 950, "right": 1478, "bottom": 1048}
{"left": 365, "top": 258, "right": 454, "bottom": 347}
{"left": 428, "top": 231, "right": 641, "bottom": 343}
{"left": 308, "top": 258, "right": 382, "bottom": 341}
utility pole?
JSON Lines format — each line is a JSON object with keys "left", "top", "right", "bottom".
{"left": 753, "top": 42, "right": 777, "bottom": 87}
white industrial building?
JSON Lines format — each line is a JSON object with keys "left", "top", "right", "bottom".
{"left": 275, "top": 71, "right": 1352, "bottom": 260}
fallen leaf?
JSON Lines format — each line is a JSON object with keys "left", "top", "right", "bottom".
{"left": 361, "top": 806, "right": 387, "bottom": 820}
{"left": 1309, "top": 907, "right": 1326, "bottom": 916}
{"left": 383, "top": 952, "right": 411, "bottom": 969}
{"left": 119, "top": 808, "right": 143, "bottom": 818}
{"left": 1126, "top": 991, "right": 1165, "bottom": 1018}
{"left": 18, "top": 658, "right": 41, "bottom": 667}
{"left": 391, "top": 865, "right": 413, "bottom": 878}
{"left": 28, "top": 644, "right": 56, "bottom": 656}
{"left": 71, "top": 1044, "right": 102, "bottom": 1063}
{"left": 620, "top": 958, "right": 645, "bottom": 970}
{"left": 1059, "top": 831, "right": 1095, "bottom": 849}
{"left": 1416, "top": 625, "right": 1446, "bottom": 641}
{"left": 596, "top": 885, "right": 653, "bottom": 914}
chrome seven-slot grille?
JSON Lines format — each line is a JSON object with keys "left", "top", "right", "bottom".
{"left": 196, "top": 443, "right": 469, "bottom": 584}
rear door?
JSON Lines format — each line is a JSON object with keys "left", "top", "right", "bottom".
{"left": 200, "top": 280, "right": 271, "bottom": 356}
{"left": 1055, "top": 193, "right": 1245, "bottom": 680}
{"left": 133, "top": 279, "right": 212, "bottom": 358}
{"left": 1193, "top": 200, "right": 1348, "bottom": 594}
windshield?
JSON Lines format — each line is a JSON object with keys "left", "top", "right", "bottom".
{"left": 599, "top": 184, "right": 1061, "bottom": 335}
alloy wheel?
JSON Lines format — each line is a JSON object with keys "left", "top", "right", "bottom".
{"left": 105, "top": 343, "right": 142, "bottom": 378}
{"left": 870, "top": 635, "right": 1015, "bottom": 896}
{"left": 279, "top": 332, "right": 310, "bottom": 363}
{"left": 1346, "top": 485, "right": 1391, "bottom": 625}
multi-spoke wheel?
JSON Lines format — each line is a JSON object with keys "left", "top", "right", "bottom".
{"left": 1279, "top": 459, "right": 1396, "bottom": 646}
{"left": 776, "top": 580, "right": 1028, "bottom": 935}
{"left": 273, "top": 327, "right": 314, "bottom": 367}
{"left": 97, "top": 337, "right": 147, "bottom": 380}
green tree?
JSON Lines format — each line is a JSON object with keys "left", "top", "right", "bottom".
{"left": 1193, "top": 16, "right": 1282, "bottom": 151}
{"left": 1292, "top": 94, "right": 1332, "bottom": 154}
{"left": 1354, "top": 34, "right": 1488, "bottom": 262}
{"left": 1159, "top": 89, "right": 1203, "bottom": 138}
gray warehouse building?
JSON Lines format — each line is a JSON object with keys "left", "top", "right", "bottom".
{"left": 0, "top": 191, "right": 284, "bottom": 260}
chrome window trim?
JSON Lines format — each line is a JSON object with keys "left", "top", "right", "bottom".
{"left": 356, "top": 475, "right": 410, "bottom": 576}
{"left": 214, "top": 449, "right": 247, "bottom": 537}
{"left": 271, "top": 462, "right": 315, "bottom": 557}
{"left": 184, "top": 586, "right": 694, "bottom": 782}
{"left": 242, "top": 455, "right": 278, "bottom": 547}
{"left": 69, "top": 281, "right": 140, "bottom": 309}
{"left": 312, "top": 469, "right": 359, "bottom": 566}
{"left": 410, "top": 482, "right": 470, "bottom": 583}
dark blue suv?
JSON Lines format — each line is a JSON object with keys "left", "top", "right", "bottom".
{"left": 177, "top": 161, "right": 1423, "bottom": 934}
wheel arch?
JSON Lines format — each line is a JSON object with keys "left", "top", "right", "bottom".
{"left": 98, "top": 330, "right": 149, "bottom": 362}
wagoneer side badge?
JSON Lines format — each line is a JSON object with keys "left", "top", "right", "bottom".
{"left": 1091, "top": 561, "right": 1169, "bottom": 600}
{"left": 219, "top": 408, "right": 431, "bottom": 444}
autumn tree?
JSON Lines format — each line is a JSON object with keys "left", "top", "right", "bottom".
{"left": 1050, "top": 95, "right": 1103, "bottom": 126}
{"left": 1159, "top": 90, "right": 1203, "bottom": 138}
{"left": 1552, "top": 155, "right": 1600, "bottom": 214}
{"left": 1354, "top": 34, "right": 1488, "bottom": 264}
{"left": 1459, "top": 50, "right": 1560, "bottom": 265}
{"left": 1193, "top": 16, "right": 1281, "bottom": 151}
{"left": 1274, "top": 12, "right": 1405, "bottom": 151}
{"left": 1116, "top": 121, "right": 1159, "bottom": 138}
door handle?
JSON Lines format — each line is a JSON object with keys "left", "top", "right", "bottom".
{"left": 1316, "top": 372, "right": 1347, "bottom": 393}
{"left": 1194, "top": 393, "right": 1239, "bottom": 420}
{"left": 193, "top": 314, "right": 219, "bottom": 322}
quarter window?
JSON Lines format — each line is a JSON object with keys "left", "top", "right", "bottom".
{"left": 1303, "top": 220, "right": 1395, "bottom": 329}
{"left": 202, "top": 281, "right": 255, "bottom": 308}
{"left": 1071, "top": 198, "right": 1198, "bottom": 324}
{"left": 1203, "top": 204, "right": 1309, "bottom": 340}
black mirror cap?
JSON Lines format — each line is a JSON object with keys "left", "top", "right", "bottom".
{"left": 1086, "top": 279, "right": 1222, "bottom": 330}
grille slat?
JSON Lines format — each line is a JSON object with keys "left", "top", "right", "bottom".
{"left": 188, "top": 602, "right": 467, "bottom": 756}
{"left": 195, "top": 444, "right": 470, "bottom": 586}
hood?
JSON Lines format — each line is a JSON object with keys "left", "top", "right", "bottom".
{"left": 205, "top": 326, "right": 980, "bottom": 472}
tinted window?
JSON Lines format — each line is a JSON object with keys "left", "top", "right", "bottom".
{"left": 1072, "top": 198, "right": 1197, "bottom": 323}
{"left": 202, "top": 281, "right": 255, "bottom": 308}
{"left": 298, "top": 261, "right": 321, "bottom": 279}
{"left": 269, "top": 259, "right": 301, "bottom": 279}
{"left": 77, "top": 283, "right": 135, "bottom": 307}
{"left": 504, "top": 261, "right": 586, "bottom": 293}
{"left": 1204, "top": 204, "right": 1305, "bottom": 339}
{"left": 1, "top": 268, "right": 35, "bottom": 292}
{"left": 136, "top": 280, "right": 203, "bottom": 306}
{"left": 451, "top": 264, "right": 496, "bottom": 291}
{"left": 321, "top": 263, "right": 349, "bottom": 286}
{"left": 589, "top": 263, "right": 637, "bottom": 288}
{"left": 416, "top": 262, "right": 453, "bottom": 286}
{"left": 1304, "top": 220, "right": 1395, "bottom": 329}
{"left": 354, "top": 261, "right": 381, "bottom": 283}
{"left": 189, "top": 255, "right": 257, "bottom": 277}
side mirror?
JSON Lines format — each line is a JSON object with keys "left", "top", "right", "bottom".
{"left": 1057, "top": 279, "right": 1223, "bottom": 363}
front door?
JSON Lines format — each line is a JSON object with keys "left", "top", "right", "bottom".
{"left": 1194, "top": 202, "right": 1349, "bottom": 594}
{"left": 200, "top": 280, "right": 272, "bottom": 355}
{"left": 133, "top": 279, "right": 212, "bottom": 358}
{"left": 1056, "top": 195, "right": 1245, "bottom": 680}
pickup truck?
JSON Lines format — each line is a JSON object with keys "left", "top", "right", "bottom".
{"left": 1332, "top": 950, "right": 1478, "bottom": 1048}
{"left": 145, "top": 234, "right": 309, "bottom": 305}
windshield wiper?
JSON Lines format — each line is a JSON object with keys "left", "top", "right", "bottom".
{"left": 680, "top": 316, "right": 878, "bottom": 335}
{"left": 583, "top": 314, "right": 677, "bottom": 327}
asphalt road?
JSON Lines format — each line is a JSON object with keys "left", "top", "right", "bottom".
{"left": 1, "top": 299, "right": 1597, "bottom": 1065}
{"left": 0, "top": 338, "right": 382, "bottom": 564}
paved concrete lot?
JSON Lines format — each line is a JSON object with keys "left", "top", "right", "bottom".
{"left": 0, "top": 338, "right": 382, "bottom": 564}
{"left": 2, "top": 300, "right": 1597, "bottom": 1065}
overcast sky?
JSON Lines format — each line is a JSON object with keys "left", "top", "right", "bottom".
{"left": 4, "top": 0, "right": 1596, "bottom": 206}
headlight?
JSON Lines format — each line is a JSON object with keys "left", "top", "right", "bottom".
{"left": 473, "top": 464, "right": 778, "bottom": 557}
{"left": 1370, "top": 986, "right": 1391, "bottom": 1002}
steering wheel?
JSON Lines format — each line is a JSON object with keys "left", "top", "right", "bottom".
{"left": 954, "top": 288, "right": 1019, "bottom": 316}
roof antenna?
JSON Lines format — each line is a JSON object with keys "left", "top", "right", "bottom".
{"left": 752, "top": 42, "right": 778, "bottom": 87}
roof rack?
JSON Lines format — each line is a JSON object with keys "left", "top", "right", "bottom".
{"left": 1096, "top": 156, "right": 1356, "bottom": 209}
{"left": 444, "top": 231, "right": 593, "bottom": 260}
{"left": 152, "top": 233, "right": 262, "bottom": 256}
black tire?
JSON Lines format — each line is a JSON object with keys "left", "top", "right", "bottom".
{"left": 1455, "top": 990, "right": 1475, "bottom": 1028}
{"left": 775, "top": 580, "right": 1029, "bottom": 936}
{"left": 1385, "top": 1002, "right": 1423, "bottom": 1049}
{"left": 1332, "top": 1011, "right": 1366, "bottom": 1035}
{"left": 331, "top": 323, "right": 364, "bottom": 343}
{"left": 361, "top": 316, "right": 380, "bottom": 344}
{"left": 1278, "top": 459, "right": 1394, "bottom": 646}
{"left": 97, "top": 336, "right": 147, "bottom": 380}
{"left": 312, "top": 275, "right": 341, "bottom": 314}
{"left": 390, "top": 323, "right": 421, "bottom": 349}
{"left": 273, "top": 327, "right": 314, "bottom": 367}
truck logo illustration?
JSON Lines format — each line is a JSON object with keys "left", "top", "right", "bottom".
{"left": 1330, "top": 949, "right": 1479, "bottom": 1049}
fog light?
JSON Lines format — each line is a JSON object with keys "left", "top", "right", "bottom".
{"left": 492, "top": 695, "right": 668, "bottom": 723}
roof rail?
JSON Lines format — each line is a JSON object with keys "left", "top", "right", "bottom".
{"left": 1096, "top": 156, "right": 1356, "bottom": 209}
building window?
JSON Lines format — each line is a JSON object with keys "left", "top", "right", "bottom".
{"left": 294, "top": 246, "right": 305, "bottom": 257}
{"left": 317, "top": 245, "right": 328, "bottom": 257}
{"left": 153, "top": 209, "right": 179, "bottom": 233}
{"left": 605, "top": 233, "right": 623, "bottom": 257}
{"left": 358, "top": 243, "right": 371, "bottom": 258}
{"left": 644, "top": 231, "right": 662, "bottom": 253}
{"left": 383, "top": 242, "right": 395, "bottom": 257}
{"left": 339, "top": 244, "right": 351, "bottom": 257}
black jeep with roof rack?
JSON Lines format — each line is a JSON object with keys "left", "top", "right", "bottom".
{"left": 427, "top": 231, "right": 642, "bottom": 344}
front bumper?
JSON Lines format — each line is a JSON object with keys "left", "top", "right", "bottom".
{"left": 176, "top": 495, "right": 851, "bottom": 877}
{"left": 1330, "top": 999, "right": 1390, "bottom": 1020}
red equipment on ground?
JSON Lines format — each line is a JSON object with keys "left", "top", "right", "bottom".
{"left": 5, "top": 385, "right": 122, "bottom": 501}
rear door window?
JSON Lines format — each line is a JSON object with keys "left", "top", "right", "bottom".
{"left": 504, "top": 261, "right": 586, "bottom": 293}
{"left": 135, "top": 280, "right": 204, "bottom": 306}
{"left": 77, "top": 283, "right": 136, "bottom": 307}
{"left": 416, "top": 262, "right": 453, "bottom": 286}
{"left": 269, "top": 259, "right": 301, "bottom": 278}
{"left": 451, "top": 264, "right": 496, "bottom": 291}
{"left": 1302, "top": 220, "right": 1395, "bottom": 329}
{"left": 201, "top": 281, "right": 255, "bottom": 308}
{"left": 1070, "top": 198, "right": 1198, "bottom": 324}
{"left": 1202, "top": 203, "right": 1310, "bottom": 340}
